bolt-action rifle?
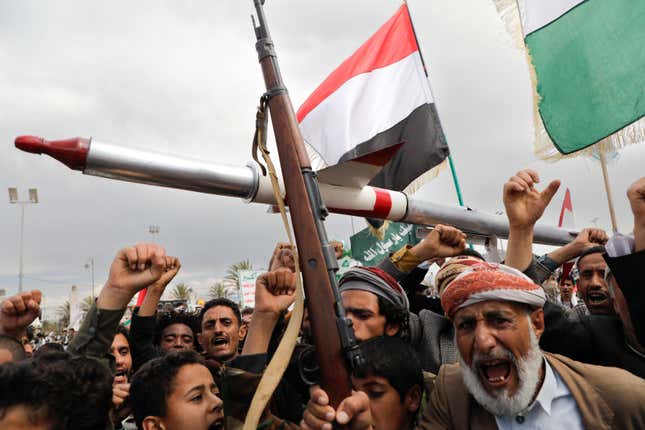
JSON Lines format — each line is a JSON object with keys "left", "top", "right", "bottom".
{"left": 251, "top": 0, "right": 364, "bottom": 408}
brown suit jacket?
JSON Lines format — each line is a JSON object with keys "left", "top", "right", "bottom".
{"left": 416, "top": 352, "right": 645, "bottom": 430}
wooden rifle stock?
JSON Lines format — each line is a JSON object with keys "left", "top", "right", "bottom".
{"left": 251, "top": 0, "right": 362, "bottom": 408}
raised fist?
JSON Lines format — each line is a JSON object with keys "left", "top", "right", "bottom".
{"left": 413, "top": 224, "right": 467, "bottom": 261}
{"left": 147, "top": 256, "right": 181, "bottom": 295}
{"left": 0, "top": 290, "right": 42, "bottom": 338}
{"left": 627, "top": 177, "right": 645, "bottom": 222}
{"left": 269, "top": 242, "right": 296, "bottom": 272}
{"left": 254, "top": 268, "right": 296, "bottom": 317}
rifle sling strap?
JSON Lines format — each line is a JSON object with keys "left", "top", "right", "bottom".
{"left": 251, "top": 88, "right": 287, "bottom": 177}
{"left": 243, "top": 96, "right": 305, "bottom": 430}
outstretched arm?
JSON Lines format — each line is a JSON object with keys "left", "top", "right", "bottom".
{"left": 379, "top": 224, "right": 466, "bottom": 284}
{"left": 242, "top": 268, "right": 296, "bottom": 355}
{"left": 68, "top": 244, "right": 168, "bottom": 366}
{"left": 503, "top": 169, "right": 560, "bottom": 272}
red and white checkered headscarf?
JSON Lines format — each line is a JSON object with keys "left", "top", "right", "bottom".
{"left": 440, "top": 262, "right": 545, "bottom": 318}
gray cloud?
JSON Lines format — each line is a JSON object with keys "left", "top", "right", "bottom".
{"left": 1, "top": 1, "right": 642, "bottom": 317}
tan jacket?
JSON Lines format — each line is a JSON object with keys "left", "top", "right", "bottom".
{"left": 416, "top": 352, "right": 645, "bottom": 430}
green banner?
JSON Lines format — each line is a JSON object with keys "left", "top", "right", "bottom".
{"left": 350, "top": 222, "right": 420, "bottom": 266}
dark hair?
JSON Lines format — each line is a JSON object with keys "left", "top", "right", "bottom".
{"left": 199, "top": 298, "right": 241, "bottom": 326}
{"left": 241, "top": 307, "right": 254, "bottom": 316}
{"left": 353, "top": 336, "right": 423, "bottom": 401}
{"left": 3, "top": 351, "right": 114, "bottom": 430}
{"left": 376, "top": 296, "right": 409, "bottom": 339}
{"left": 115, "top": 324, "right": 130, "bottom": 341}
{"left": 459, "top": 247, "right": 485, "bottom": 261}
{"left": 154, "top": 311, "right": 200, "bottom": 349}
{"left": 130, "top": 350, "right": 206, "bottom": 428}
{"left": 32, "top": 342, "right": 65, "bottom": 359}
{"left": 0, "top": 334, "right": 27, "bottom": 362}
{"left": 576, "top": 245, "right": 606, "bottom": 268}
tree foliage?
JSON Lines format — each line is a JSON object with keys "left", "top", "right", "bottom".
{"left": 225, "top": 259, "right": 253, "bottom": 286}
{"left": 57, "top": 300, "right": 70, "bottom": 327}
{"left": 171, "top": 282, "right": 192, "bottom": 300}
{"left": 208, "top": 281, "right": 232, "bottom": 299}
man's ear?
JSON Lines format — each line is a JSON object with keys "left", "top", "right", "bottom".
{"left": 142, "top": 416, "right": 164, "bottom": 430}
{"left": 530, "top": 308, "right": 545, "bottom": 339}
{"left": 238, "top": 323, "right": 248, "bottom": 340}
{"left": 385, "top": 323, "right": 400, "bottom": 337}
{"left": 404, "top": 384, "right": 422, "bottom": 413}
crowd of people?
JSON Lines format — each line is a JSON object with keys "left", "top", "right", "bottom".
{"left": 0, "top": 170, "right": 644, "bottom": 430}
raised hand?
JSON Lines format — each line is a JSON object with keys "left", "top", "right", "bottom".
{"left": 268, "top": 242, "right": 296, "bottom": 272}
{"left": 503, "top": 169, "right": 561, "bottom": 229}
{"left": 547, "top": 227, "right": 610, "bottom": 265}
{"left": 97, "top": 243, "right": 168, "bottom": 310}
{"left": 572, "top": 228, "right": 609, "bottom": 249}
{"left": 148, "top": 256, "right": 181, "bottom": 295}
{"left": 241, "top": 268, "right": 298, "bottom": 355}
{"left": 412, "top": 224, "right": 467, "bottom": 261}
{"left": 302, "top": 386, "right": 373, "bottom": 430}
{"left": 0, "top": 290, "right": 42, "bottom": 338}
{"left": 138, "top": 256, "right": 181, "bottom": 317}
{"left": 627, "top": 177, "right": 645, "bottom": 251}
{"left": 111, "top": 381, "right": 132, "bottom": 424}
{"left": 254, "top": 268, "right": 296, "bottom": 317}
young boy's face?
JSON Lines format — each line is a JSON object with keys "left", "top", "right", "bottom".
{"left": 352, "top": 374, "right": 420, "bottom": 430}
{"left": 157, "top": 363, "right": 224, "bottom": 430}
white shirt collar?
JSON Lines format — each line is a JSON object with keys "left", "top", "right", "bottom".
{"left": 529, "top": 358, "right": 569, "bottom": 416}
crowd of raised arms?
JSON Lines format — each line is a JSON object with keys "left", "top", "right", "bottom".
{"left": 1, "top": 170, "right": 644, "bottom": 430}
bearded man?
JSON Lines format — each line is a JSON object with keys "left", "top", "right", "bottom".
{"left": 419, "top": 262, "right": 645, "bottom": 429}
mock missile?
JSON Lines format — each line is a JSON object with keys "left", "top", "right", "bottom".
{"left": 15, "top": 135, "right": 575, "bottom": 245}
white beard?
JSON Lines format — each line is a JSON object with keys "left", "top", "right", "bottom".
{"left": 456, "top": 318, "right": 544, "bottom": 417}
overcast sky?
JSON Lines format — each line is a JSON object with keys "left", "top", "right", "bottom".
{"left": 1, "top": 1, "right": 643, "bottom": 319}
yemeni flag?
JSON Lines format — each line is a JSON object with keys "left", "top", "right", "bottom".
{"left": 557, "top": 187, "right": 575, "bottom": 229}
{"left": 296, "top": 3, "right": 449, "bottom": 192}
{"left": 519, "top": 0, "right": 645, "bottom": 154}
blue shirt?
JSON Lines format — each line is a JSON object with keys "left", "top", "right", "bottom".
{"left": 494, "top": 359, "right": 584, "bottom": 430}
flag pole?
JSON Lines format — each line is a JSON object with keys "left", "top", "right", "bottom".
{"left": 403, "top": 0, "right": 466, "bottom": 207}
{"left": 598, "top": 149, "right": 618, "bottom": 232}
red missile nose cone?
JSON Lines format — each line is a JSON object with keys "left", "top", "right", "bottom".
{"left": 14, "top": 135, "right": 90, "bottom": 171}
{"left": 15, "top": 135, "right": 46, "bottom": 153}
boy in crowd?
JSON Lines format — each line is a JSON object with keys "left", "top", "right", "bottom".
{"left": 130, "top": 350, "right": 224, "bottom": 430}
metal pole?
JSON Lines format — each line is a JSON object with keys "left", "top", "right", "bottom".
{"left": 598, "top": 151, "right": 618, "bottom": 232}
{"left": 18, "top": 203, "right": 25, "bottom": 293}
{"left": 404, "top": 0, "right": 466, "bottom": 208}
{"left": 90, "top": 258, "right": 95, "bottom": 301}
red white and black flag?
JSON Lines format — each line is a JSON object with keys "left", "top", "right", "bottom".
{"left": 297, "top": 3, "right": 449, "bottom": 192}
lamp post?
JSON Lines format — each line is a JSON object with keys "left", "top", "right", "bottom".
{"left": 8, "top": 188, "right": 38, "bottom": 292}
{"left": 84, "top": 258, "right": 95, "bottom": 301}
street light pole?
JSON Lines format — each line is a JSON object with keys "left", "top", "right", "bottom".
{"left": 85, "top": 258, "right": 95, "bottom": 301}
{"left": 8, "top": 188, "right": 38, "bottom": 293}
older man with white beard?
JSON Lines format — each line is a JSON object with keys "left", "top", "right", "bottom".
{"left": 301, "top": 262, "right": 645, "bottom": 430}
{"left": 418, "top": 262, "right": 645, "bottom": 430}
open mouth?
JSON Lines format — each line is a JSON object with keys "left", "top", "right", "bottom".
{"left": 209, "top": 417, "right": 224, "bottom": 430}
{"left": 212, "top": 336, "right": 228, "bottom": 347}
{"left": 587, "top": 290, "right": 609, "bottom": 305}
{"left": 478, "top": 359, "right": 511, "bottom": 387}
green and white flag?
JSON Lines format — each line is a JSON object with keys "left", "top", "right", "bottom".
{"left": 496, "top": 0, "right": 644, "bottom": 157}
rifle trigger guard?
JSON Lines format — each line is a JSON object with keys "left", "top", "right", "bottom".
{"left": 297, "top": 344, "right": 321, "bottom": 387}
